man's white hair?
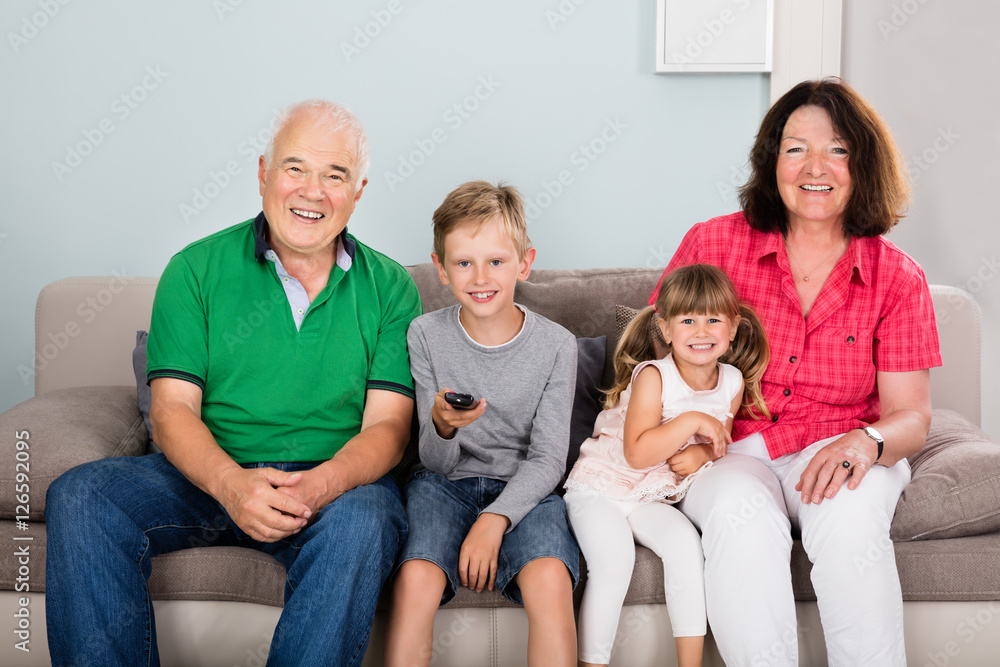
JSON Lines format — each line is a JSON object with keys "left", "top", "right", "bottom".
{"left": 263, "top": 100, "right": 370, "bottom": 182}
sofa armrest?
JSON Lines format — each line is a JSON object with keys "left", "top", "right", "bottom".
{"left": 0, "top": 386, "right": 147, "bottom": 521}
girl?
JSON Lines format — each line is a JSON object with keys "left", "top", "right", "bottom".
{"left": 564, "top": 264, "right": 770, "bottom": 667}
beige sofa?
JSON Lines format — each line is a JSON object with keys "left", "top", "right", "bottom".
{"left": 2, "top": 265, "right": 999, "bottom": 667}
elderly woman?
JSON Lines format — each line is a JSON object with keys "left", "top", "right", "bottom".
{"left": 650, "top": 78, "right": 941, "bottom": 666}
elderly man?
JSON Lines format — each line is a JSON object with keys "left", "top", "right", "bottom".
{"left": 45, "top": 100, "right": 422, "bottom": 665}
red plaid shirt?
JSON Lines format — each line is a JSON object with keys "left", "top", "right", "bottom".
{"left": 650, "top": 212, "right": 942, "bottom": 459}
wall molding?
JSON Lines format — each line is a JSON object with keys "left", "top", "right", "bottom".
{"left": 770, "top": 0, "right": 843, "bottom": 102}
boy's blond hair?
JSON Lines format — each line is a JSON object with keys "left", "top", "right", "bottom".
{"left": 432, "top": 181, "right": 531, "bottom": 260}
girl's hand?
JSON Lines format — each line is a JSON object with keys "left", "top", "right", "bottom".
{"left": 667, "top": 443, "right": 715, "bottom": 477}
{"left": 431, "top": 388, "right": 486, "bottom": 439}
{"left": 692, "top": 412, "right": 731, "bottom": 458}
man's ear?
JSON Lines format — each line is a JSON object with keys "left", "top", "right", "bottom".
{"left": 431, "top": 252, "right": 450, "bottom": 286}
{"left": 258, "top": 155, "right": 268, "bottom": 196}
{"left": 353, "top": 177, "right": 367, "bottom": 204}
{"left": 517, "top": 247, "right": 536, "bottom": 281}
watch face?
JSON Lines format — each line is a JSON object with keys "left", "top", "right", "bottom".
{"left": 865, "top": 426, "right": 883, "bottom": 442}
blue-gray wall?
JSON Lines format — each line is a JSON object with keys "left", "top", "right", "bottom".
{"left": 3, "top": 1, "right": 994, "bottom": 438}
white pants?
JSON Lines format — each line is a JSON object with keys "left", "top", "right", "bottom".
{"left": 678, "top": 432, "right": 911, "bottom": 667}
{"left": 565, "top": 486, "right": 706, "bottom": 664}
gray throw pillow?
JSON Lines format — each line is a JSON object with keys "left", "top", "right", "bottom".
{"left": 132, "top": 330, "right": 161, "bottom": 454}
{"left": 891, "top": 409, "right": 1000, "bottom": 541}
{"left": 0, "top": 386, "right": 147, "bottom": 520}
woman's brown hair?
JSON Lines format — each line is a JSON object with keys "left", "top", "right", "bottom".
{"left": 739, "top": 77, "right": 910, "bottom": 237}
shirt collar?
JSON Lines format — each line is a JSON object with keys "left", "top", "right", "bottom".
{"left": 755, "top": 228, "right": 868, "bottom": 286}
{"left": 253, "top": 210, "right": 356, "bottom": 271}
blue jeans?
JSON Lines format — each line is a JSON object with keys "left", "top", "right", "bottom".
{"left": 397, "top": 470, "right": 580, "bottom": 605}
{"left": 44, "top": 453, "right": 406, "bottom": 667}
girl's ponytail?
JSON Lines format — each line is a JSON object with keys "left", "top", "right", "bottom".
{"left": 721, "top": 303, "right": 771, "bottom": 419}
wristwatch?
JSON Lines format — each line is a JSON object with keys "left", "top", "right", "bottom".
{"left": 860, "top": 426, "right": 884, "bottom": 463}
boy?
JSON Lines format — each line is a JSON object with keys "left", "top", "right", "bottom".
{"left": 385, "top": 181, "right": 579, "bottom": 666}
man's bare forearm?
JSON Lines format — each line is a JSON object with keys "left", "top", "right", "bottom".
{"left": 152, "top": 401, "right": 242, "bottom": 501}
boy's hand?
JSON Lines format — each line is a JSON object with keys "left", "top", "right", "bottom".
{"left": 667, "top": 443, "right": 715, "bottom": 477}
{"left": 431, "top": 388, "right": 487, "bottom": 439}
{"left": 459, "top": 512, "right": 508, "bottom": 593}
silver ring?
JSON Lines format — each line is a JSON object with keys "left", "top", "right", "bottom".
{"left": 842, "top": 460, "right": 851, "bottom": 469}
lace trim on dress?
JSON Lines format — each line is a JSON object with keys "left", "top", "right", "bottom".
{"left": 564, "top": 461, "right": 713, "bottom": 504}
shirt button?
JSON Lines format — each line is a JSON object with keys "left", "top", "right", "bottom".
{"left": 846, "top": 335, "right": 856, "bottom": 344}
{"left": 789, "top": 356, "right": 797, "bottom": 363}
{"left": 284, "top": 277, "right": 289, "bottom": 282}
{"left": 772, "top": 415, "right": 779, "bottom": 423}
{"left": 783, "top": 389, "right": 791, "bottom": 397}
{"left": 297, "top": 309, "right": 304, "bottom": 314}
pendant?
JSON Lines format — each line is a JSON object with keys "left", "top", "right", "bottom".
{"left": 803, "top": 276, "right": 810, "bottom": 281}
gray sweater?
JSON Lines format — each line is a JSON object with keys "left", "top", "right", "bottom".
{"left": 407, "top": 304, "right": 577, "bottom": 530}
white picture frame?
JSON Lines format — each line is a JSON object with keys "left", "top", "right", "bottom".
{"left": 656, "top": 0, "right": 774, "bottom": 73}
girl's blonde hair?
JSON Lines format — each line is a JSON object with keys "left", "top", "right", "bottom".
{"left": 606, "top": 264, "right": 771, "bottom": 420}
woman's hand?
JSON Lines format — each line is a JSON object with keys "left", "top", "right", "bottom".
{"left": 795, "top": 429, "right": 877, "bottom": 504}
{"left": 796, "top": 369, "right": 931, "bottom": 504}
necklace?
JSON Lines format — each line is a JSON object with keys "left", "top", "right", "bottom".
{"left": 784, "top": 237, "right": 846, "bottom": 282}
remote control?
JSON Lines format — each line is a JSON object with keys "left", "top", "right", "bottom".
{"left": 444, "top": 392, "right": 479, "bottom": 409}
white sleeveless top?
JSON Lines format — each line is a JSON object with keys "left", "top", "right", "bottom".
{"left": 565, "top": 354, "right": 743, "bottom": 502}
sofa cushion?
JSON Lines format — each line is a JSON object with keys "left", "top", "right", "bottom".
{"left": 891, "top": 409, "right": 1000, "bottom": 541}
{"left": 0, "top": 386, "right": 147, "bottom": 520}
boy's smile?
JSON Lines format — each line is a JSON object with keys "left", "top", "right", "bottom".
{"left": 432, "top": 216, "right": 535, "bottom": 346}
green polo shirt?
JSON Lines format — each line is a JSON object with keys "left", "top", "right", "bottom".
{"left": 147, "top": 214, "right": 422, "bottom": 463}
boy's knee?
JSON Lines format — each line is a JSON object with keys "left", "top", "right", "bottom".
{"left": 518, "top": 557, "right": 571, "bottom": 593}
{"left": 393, "top": 560, "right": 447, "bottom": 599}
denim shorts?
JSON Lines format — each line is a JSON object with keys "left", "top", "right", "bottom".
{"left": 397, "top": 470, "right": 580, "bottom": 605}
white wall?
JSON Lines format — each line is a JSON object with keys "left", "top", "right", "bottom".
{"left": 842, "top": 0, "right": 1000, "bottom": 438}
{"left": 1, "top": 1, "right": 993, "bottom": 440}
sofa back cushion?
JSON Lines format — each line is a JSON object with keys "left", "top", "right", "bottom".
{"left": 31, "top": 270, "right": 982, "bottom": 428}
